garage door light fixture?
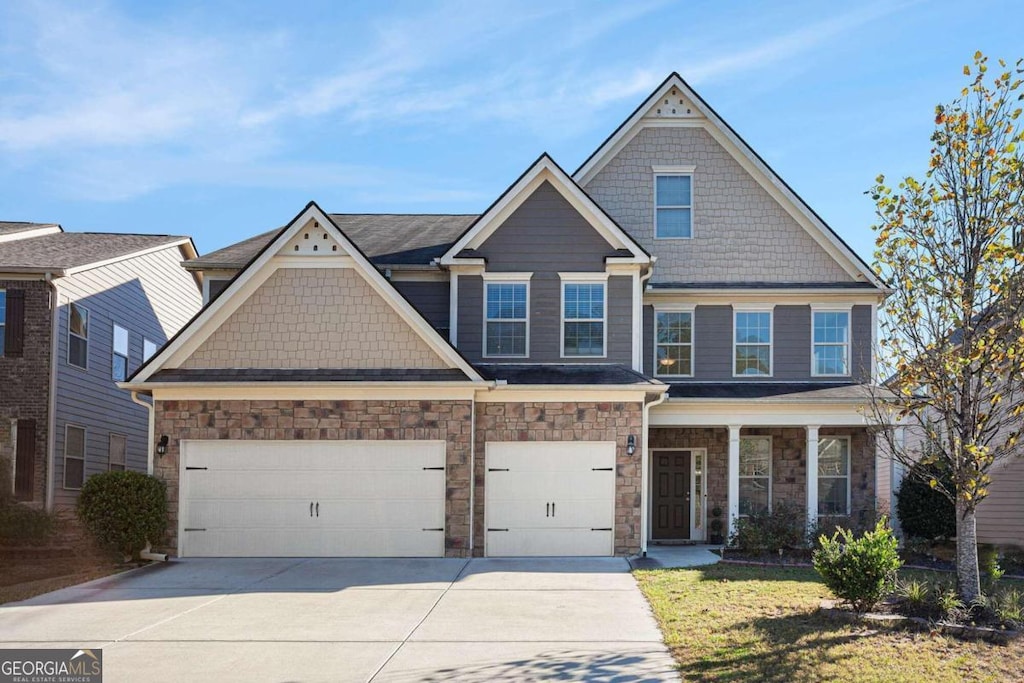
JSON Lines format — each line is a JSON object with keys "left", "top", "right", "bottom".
{"left": 156, "top": 435, "right": 169, "bottom": 457}
{"left": 626, "top": 434, "right": 636, "bottom": 456}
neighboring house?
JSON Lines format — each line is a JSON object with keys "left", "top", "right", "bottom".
{"left": 0, "top": 221, "right": 201, "bottom": 509}
{"left": 123, "top": 74, "right": 890, "bottom": 559}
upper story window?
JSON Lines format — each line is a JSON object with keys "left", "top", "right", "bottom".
{"left": 112, "top": 324, "right": 129, "bottom": 381}
{"left": 655, "top": 306, "right": 694, "bottom": 377}
{"left": 143, "top": 338, "right": 158, "bottom": 361}
{"left": 812, "top": 309, "right": 850, "bottom": 376}
{"left": 484, "top": 279, "right": 529, "bottom": 357}
{"left": 0, "top": 290, "right": 5, "bottom": 356}
{"left": 739, "top": 436, "right": 772, "bottom": 516}
{"left": 818, "top": 436, "right": 851, "bottom": 516}
{"left": 68, "top": 302, "right": 89, "bottom": 370}
{"left": 562, "top": 281, "right": 606, "bottom": 357}
{"left": 734, "top": 308, "right": 772, "bottom": 376}
{"left": 654, "top": 170, "right": 693, "bottom": 239}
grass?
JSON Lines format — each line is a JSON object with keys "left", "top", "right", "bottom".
{"left": 634, "top": 563, "right": 1024, "bottom": 683}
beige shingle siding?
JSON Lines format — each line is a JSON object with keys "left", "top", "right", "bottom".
{"left": 583, "top": 127, "right": 854, "bottom": 284}
{"left": 976, "top": 457, "right": 1024, "bottom": 546}
{"left": 181, "top": 267, "right": 448, "bottom": 370}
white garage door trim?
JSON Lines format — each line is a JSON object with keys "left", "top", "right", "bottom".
{"left": 485, "top": 441, "right": 616, "bottom": 557}
{"left": 178, "top": 439, "right": 446, "bottom": 558}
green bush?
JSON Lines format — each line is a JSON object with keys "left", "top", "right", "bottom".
{"left": 77, "top": 471, "right": 167, "bottom": 558}
{"left": 730, "top": 501, "right": 806, "bottom": 554}
{"left": 0, "top": 502, "right": 55, "bottom": 544}
{"left": 896, "top": 462, "right": 955, "bottom": 540}
{"left": 812, "top": 518, "right": 903, "bottom": 612}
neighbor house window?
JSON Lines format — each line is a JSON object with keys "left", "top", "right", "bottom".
{"left": 64, "top": 425, "right": 86, "bottom": 489}
{"left": 109, "top": 433, "right": 127, "bottom": 471}
{"left": 655, "top": 174, "right": 693, "bottom": 238}
{"left": 112, "top": 324, "right": 129, "bottom": 381}
{"left": 204, "top": 277, "right": 231, "bottom": 304}
{"left": 143, "top": 338, "right": 158, "bottom": 361}
{"left": 739, "top": 436, "right": 772, "bottom": 516}
{"left": 484, "top": 281, "right": 528, "bottom": 357}
{"left": 0, "top": 290, "right": 5, "bottom": 356}
{"left": 562, "top": 281, "right": 605, "bottom": 357}
{"left": 68, "top": 302, "right": 89, "bottom": 369}
{"left": 655, "top": 308, "right": 693, "bottom": 376}
{"left": 734, "top": 309, "right": 772, "bottom": 376}
{"left": 818, "top": 436, "right": 851, "bottom": 516}
{"left": 812, "top": 310, "right": 850, "bottom": 376}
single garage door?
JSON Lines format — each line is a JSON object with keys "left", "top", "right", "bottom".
{"left": 485, "top": 441, "right": 616, "bottom": 556}
{"left": 180, "top": 440, "right": 446, "bottom": 557}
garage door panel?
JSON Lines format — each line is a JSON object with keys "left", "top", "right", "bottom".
{"left": 184, "top": 529, "right": 325, "bottom": 558}
{"left": 187, "top": 500, "right": 314, "bottom": 528}
{"left": 486, "top": 529, "right": 614, "bottom": 557}
{"left": 317, "top": 529, "right": 443, "bottom": 557}
{"left": 316, "top": 500, "right": 445, "bottom": 528}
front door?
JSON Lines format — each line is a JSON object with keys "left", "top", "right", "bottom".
{"left": 652, "top": 450, "right": 691, "bottom": 540}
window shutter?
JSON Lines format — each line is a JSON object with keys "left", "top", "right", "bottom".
{"left": 5, "top": 289, "right": 25, "bottom": 357}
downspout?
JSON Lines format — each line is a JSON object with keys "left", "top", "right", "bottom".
{"left": 640, "top": 389, "right": 669, "bottom": 557}
{"left": 44, "top": 273, "right": 59, "bottom": 512}
{"left": 129, "top": 391, "right": 155, "bottom": 475}
{"left": 468, "top": 392, "right": 476, "bottom": 556}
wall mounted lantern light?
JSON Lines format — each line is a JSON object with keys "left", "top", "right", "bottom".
{"left": 626, "top": 434, "right": 636, "bottom": 457}
{"left": 156, "top": 435, "right": 169, "bottom": 457}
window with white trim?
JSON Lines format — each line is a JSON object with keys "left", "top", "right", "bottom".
{"left": 484, "top": 282, "right": 528, "bottom": 357}
{"left": 734, "top": 310, "right": 772, "bottom": 376}
{"left": 655, "top": 174, "right": 693, "bottom": 238}
{"left": 562, "top": 282, "right": 605, "bottom": 357}
{"left": 739, "top": 436, "right": 771, "bottom": 516}
{"left": 818, "top": 436, "right": 850, "bottom": 515}
{"left": 813, "top": 310, "right": 850, "bottom": 376}
{"left": 64, "top": 425, "right": 86, "bottom": 490}
{"left": 112, "top": 324, "right": 129, "bottom": 381}
{"left": 655, "top": 309, "right": 693, "bottom": 376}
{"left": 68, "top": 303, "right": 89, "bottom": 369}
{"left": 143, "top": 338, "right": 158, "bottom": 361}
{"left": 109, "top": 433, "right": 127, "bottom": 471}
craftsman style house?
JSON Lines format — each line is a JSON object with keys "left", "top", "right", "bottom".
{"left": 124, "top": 74, "right": 888, "bottom": 558}
{"left": 0, "top": 222, "right": 201, "bottom": 509}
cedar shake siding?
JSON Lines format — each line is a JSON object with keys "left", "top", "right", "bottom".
{"left": 0, "top": 279, "right": 51, "bottom": 503}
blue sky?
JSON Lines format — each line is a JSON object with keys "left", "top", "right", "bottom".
{"left": 0, "top": 1, "right": 1019, "bottom": 262}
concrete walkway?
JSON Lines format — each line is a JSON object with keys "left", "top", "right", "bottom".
{"left": 0, "top": 557, "right": 678, "bottom": 682}
{"left": 631, "top": 545, "right": 722, "bottom": 569}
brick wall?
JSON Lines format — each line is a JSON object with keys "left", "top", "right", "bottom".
{"left": 0, "top": 279, "right": 51, "bottom": 503}
{"left": 474, "top": 401, "right": 644, "bottom": 556}
{"left": 650, "top": 426, "right": 876, "bottom": 536}
{"left": 153, "top": 399, "right": 473, "bottom": 556}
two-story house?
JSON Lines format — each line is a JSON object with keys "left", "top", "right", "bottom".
{"left": 123, "top": 74, "right": 889, "bottom": 559}
{"left": 0, "top": 221, "right": 201, "bottom": 510}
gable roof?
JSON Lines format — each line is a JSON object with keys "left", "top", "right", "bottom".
{"left": 0, "top": 231, "right": 196, "bottom": 275}
{"left": 126, "top": 201, "right": 485, "bottom": 386}
{"left": 185, "top": 214, "right": 478, "bottom": 271}
{"left": 573, "top": 73, "right": 884, "bottom": 289}
{"left": 439, "top": 153, "right": 650, "bottom": 265}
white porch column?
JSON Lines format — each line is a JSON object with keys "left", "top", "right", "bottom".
{"left": 727, "top": 425, "right": 742, "bottom": 538}
{"left": 806, "top": 425, "right": 820, "bottom": 529}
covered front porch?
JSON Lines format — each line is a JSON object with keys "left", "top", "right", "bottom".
{"left": 641, "top": 386, "right": 881, "bottom": 553}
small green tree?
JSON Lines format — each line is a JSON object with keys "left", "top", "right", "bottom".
{"left": 870, "top": 53, "right": 1024, "bottom": 603}
{"left": 77, "top": 471, "right": 167, "bottom": 559}
{"left": 813, "top": 519, "right": 903, "bottom": 613}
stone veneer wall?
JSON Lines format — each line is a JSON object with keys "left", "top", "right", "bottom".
{"left": 649, "top": 426, "right": 876, "bottom": 538}
{"left": 474, "top": 401, "right": 644, "bottom": 556}
{"left": 153, "top": 399, "right": 473, "bottom": 557}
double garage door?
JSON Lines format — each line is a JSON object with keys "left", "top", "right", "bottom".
{"left": 180, "top": 439, "right": 616, "bottom": 558}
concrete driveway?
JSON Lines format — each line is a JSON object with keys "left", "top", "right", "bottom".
{"left": 0, "top": 557, "right": 677, "bottom": 682}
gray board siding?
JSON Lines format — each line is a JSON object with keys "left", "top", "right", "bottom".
{"left": 456, "top": 181, "right": 633, "bottom": 364}
{"left": 53, "top": 247, "right": 201, "bottom": 507}
{"left": 392, "top": 280, "right": 449, "bottom": 332}
{"left": 644, "top": 304, "right": 872, "bottom": 382}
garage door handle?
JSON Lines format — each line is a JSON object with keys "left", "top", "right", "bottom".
{"left": 316, "top": 502, "right": 319, "bottom": 517}
{"left": 551, "top": 502, "right": 555, "bottom": 517}
{"left": 310, "top": 502, "right": 314, "bottom": 517}
{"left": 546, "top": 503, "right": 550, "bottom": 517}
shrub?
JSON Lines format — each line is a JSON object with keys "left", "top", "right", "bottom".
{"left": 897, "top": 578, "right": 931, "bottom": 616}
{"left": 730, "top": 501, "right": 806, "bottom": 554}
{"left": 0, "top": 502, "right": 55, "bottom": 544}
{"left": 992, "top": 588, "right": 1024, "bottom": 627}
{"left": 77, "top": 471, "right": 167, "bottom": 559}
{"left": 979, "top": 544, "right": 1005, "bottom": 587}
{"left": 896, "top": 462, "right": 955, "bottom": 540}
{"left": 812, "top": 518, "right": 903, "bottom": 612}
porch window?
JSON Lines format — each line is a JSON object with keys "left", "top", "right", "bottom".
{"left": 655, "top": 309, "right": 693, "bottom": 376}
{"left": 734, "top": 310, "right": 772, "bottom": 376}
{"left": 484, "top": 282, "right": 528, "bottom": 357}
{"left": 818, "top": 436, "right": 850, "bottom": 515}
{"left": 812, "top": 310, "right": 850, "bottom": 376}
{"left": 562, "top": 282, "right": 605, "bottom": 357}
{"left": 738, "top": 436, "right": 772, "bottom": 515}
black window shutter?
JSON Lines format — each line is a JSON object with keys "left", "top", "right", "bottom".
{"left": 5, "top": 289, "right": 25, "bottom": 357}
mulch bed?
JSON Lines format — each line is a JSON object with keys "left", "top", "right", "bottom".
{"left": 819, "top": 599, "right": 1023, "bottom": 645}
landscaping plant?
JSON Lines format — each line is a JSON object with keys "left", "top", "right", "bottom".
{"left": 895, "top": 462, "right": 956, "bottom": 541}
{"left": 77, "top": 471, "right": 167, "bottom": 559}
{"left": 729, "top": 501, "right": 806, "bottom": 556}
{"left": 812, "top": 518, "right": 903, "bottom": 612}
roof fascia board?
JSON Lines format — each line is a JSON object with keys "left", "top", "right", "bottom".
{"left": 0, "top": 225, "right": 62, "bottom": 243}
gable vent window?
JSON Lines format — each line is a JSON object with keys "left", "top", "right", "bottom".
{"left": 655, "top": 174, "right": 693, "bottom": 239}
{"left": 112, "top": 324, "right": 129, "bottom": 381}
{"left": 68, "top": 302, "right": 89, "bottom": 370}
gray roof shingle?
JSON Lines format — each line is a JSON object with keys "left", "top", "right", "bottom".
{"left": 667, "top": 382, "right": 880, "bottom": 401}
{"left": 0, "top": 232, "right": 190, "bottom": 273}
{"left": 0, "top": 221, "right": 59, "bottom": 236}
{"left": 149, "top": 368, "right": 471, "bottom": 382}
{"left": 476, "top": 364, "right": 661, "bottom": 386}
{"left": 186, "top": 214, "right": 478, "bottom": 271}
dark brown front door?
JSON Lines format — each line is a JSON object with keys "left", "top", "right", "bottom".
{"left": 652, "top": 450, "right": 690, "bottom": 540}
{"left": 15, "top": 419, "right": 35, "bottom": 501}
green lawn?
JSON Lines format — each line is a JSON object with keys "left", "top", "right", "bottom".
{"left": 634, "top": 563, "right": 1023, "bottom": 683}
